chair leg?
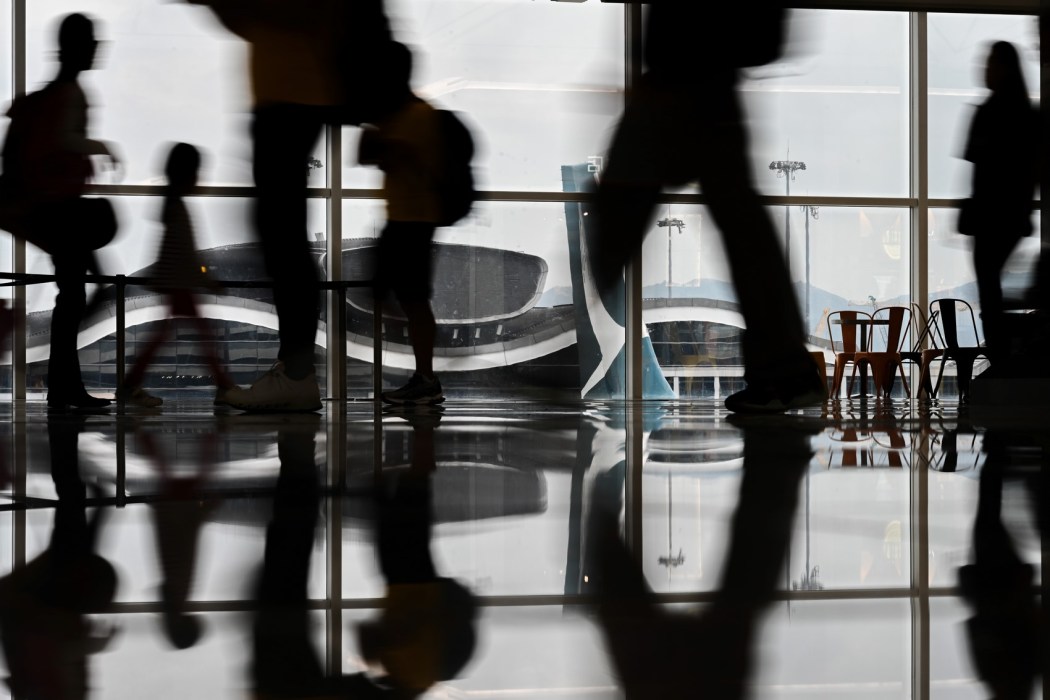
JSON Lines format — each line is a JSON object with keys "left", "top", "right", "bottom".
{"left": 896, "top": 361, "right": 911, "bottom": 398}
{"left": 957, "top": 356, "right": 978, "bottom": 401}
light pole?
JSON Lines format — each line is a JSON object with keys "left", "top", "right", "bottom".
{"left": 769, "top": 158, "right": 806, "bottom": 280}
{"left": 802, "top": 204, "right": 819, "bottom": 333}
{"left": 657, "top": 213, "right": 685, "bottom": 299}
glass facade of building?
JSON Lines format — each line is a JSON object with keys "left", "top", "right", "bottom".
{"left": 1, "top": 3, "right": 1043, "bottom": 401}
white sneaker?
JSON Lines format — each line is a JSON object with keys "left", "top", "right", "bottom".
{"left": 222, "top": 362, "right": 322, "bottom": 413}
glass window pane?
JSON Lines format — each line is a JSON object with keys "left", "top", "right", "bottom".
{"left": 25, "top": 195, "right": 328, "bottom": 395}
{"left": 744, "top": 10, "right": 910, "bottom": 198}
{"left": 928, "top": 13, "right": 1040, "bottom": 200}
{"left": 342, "top": 198, "right": 624, "bottom": 400}
{"left": 0, "top": 0, "right": 10, "bottom": 120}
{"left": 343, "top": 1, "right": 625, "bottom": 192}
{"left": 25, "top": 2, "right": 327, "bottom": 186}
{"left": 643, "top": 205, "right": 910, "bottom": 400}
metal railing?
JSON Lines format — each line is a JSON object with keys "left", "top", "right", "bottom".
{"left": 0, "top": 270, "right": 384, "bottom": 403}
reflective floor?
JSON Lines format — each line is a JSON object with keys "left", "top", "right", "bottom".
{"left": 0, "top": 396, "right": 1044, "bottom": 699}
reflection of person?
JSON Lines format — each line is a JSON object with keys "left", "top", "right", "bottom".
{"left": 355, "top": 408, "right": 477, "bottom": 696}
{"left": 588, "top": 5, "right": 825, "bottom": 414}
{"left": 118, "top": 143, "right": 235, "bottom": 408}
{"left": 956, "top": 429, "right": 1042, "bottom": 700}
{"left": 587, "top": 414, "right": 814, "bottom": 698}
{"left": 0, "top": 13, "right": 120, "bottom": 410}
{"left": 183, "top": 0, "right": 390, "bottom": 412}
{"left": 358, "top": 42, "right": 445, "bottom": 406}
{"left": 959, "top": 41, "right": 1039, "bottom": 369}
{"left": 138, "top": 427, "right": 218, "bottom": 649}
{"left": 0, "top": 415, "right": 118, "bottom": 699}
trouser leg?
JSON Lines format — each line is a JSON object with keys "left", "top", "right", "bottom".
{"left": 48, "top": 251, "right": 90, "bottom": 397}
{"left": 252, "top": 104, "right": 325, "bottom": 378}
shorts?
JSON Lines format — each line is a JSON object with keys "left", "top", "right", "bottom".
{"left": 373, "top": 221, "right": 437, "bottom": 304}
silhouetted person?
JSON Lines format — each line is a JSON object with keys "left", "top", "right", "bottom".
{"left": 587, "top": 414, "right": 815, "bottom": 699}
{"left": 118, "top": 143, "right": 235, "bottom": 408}
{"left": 956, "top": 429, "right": 1043, "bottom": 700}
{"left": 588, "top": 4, "right": 825, "bottom": 414}
{"left": 0, "top": 414, "right": 118, "bottom": 699}
{"left": 183, "top": 0, "right": 391, "bottom": 412}
{"left": 0, "top": 13, "right": 120, "bottom": 410}
{"left": 958, "top": 41, "right": 1039, "bottom": 370}
{"left": 354, "top": 407, "right": 477, "bottom": 696}
{"left": 359, "top": 42, "right": 446, "bottom": 406}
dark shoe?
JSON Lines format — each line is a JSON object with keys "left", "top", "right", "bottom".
{"left": 221, "top": 362, "right": 322, "bottom": 413}
{"left": 47, "top": 392, "right": 112, "bottom": 411}
{"left": 381, "top": 373, "right": 445, "bottom": 406}
{"left": 724, "top": 372, "right": 827, "bottom": 415}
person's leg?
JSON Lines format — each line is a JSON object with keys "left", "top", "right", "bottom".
{"left": 381, "top": 223, "right": 443, "bottom": 405}
{"left": 693, "top": 86, "right": 818, "bottom": 394}
{"left": 589, "top": 79, "right": 672, "bottom": 295}
{"left": 396, "top": 224, "right": 438, "bottom": 380}
{"left": 188, "top": 313, "right": 235, "bottom": 390}
{"left": 401, "top": 301, "right": 436, "bottom": 379}
{"left": 251, "top": 104, "right": 324, "bottom": 381}
{"left": 973, "top": 232, "right": 1024, "bottom": 364}
{"left": 124, "top": 316, "right": 171, "bottom": 391}
{"left": 48, "top": 251, "right": 90, "bottom": 403}
{"left": 219, "top": 104, "right": 325, "bottom": 411}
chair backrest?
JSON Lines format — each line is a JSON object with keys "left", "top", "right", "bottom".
{"left": 869, "top": 305, "right": 912, "bottom": 353}
{"left": 908, "top": 302, "right": 939, "bottom": 352}
{"left": 929, "top": 298, "right": 981, "bottom": 350}
{"left": 827, "top": 309, "right": 871, "bottom": 354}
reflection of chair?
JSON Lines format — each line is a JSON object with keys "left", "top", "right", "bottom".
{"left": 828, "top": 426, "right": 873, "bottom": 467}
{"left": 871, "top": 428, "right": 910, "bottom": 468}
{"left": 928, "top": 298, "right": 989, "bottom": 401}
{"left": 852, "top": 305, "right": 912, "bottom": 400}
{"left": 827, "top": 310, "right": 871, "bottom": 398}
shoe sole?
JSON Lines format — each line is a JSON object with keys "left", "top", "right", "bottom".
{"left": 224, "top": 402, "right": 323, "bottom": 413}
{"left": 381, "top": 394, "right": 445, "bottom": 406}
{"left": 725, "top": 389, "right": 827, "bottom": 415}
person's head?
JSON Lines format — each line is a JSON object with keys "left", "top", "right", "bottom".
{"left": 164, "top": 142, "right": 201, "bottom": 193}
{"left": 57, "top": 13, "right": 99, "bottom": 74}
{"left": 384, "top": 41, "right": 414, "bottom": 95}
{"left": 985, "top": 41, "right": 1029, "bottom": 102}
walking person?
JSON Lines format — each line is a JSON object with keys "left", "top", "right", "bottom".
{"left": 358, "top": 42, "right": 446, "bottom": 405}
{"left": 587, "top": 3, "right": 826, "bottom": 414}
{"left": 118, "top": 143, "right": 236, "bottom": 408}
{"left": 0, "top": 13, "right": 121, "bottom": 410}
{"left": 957, "top": 41, "right": 1039, "bottom": 369}
{"left": 182, "top": 0, "right": 392, "bottom": 412}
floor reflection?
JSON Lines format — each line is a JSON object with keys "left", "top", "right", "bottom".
{"left": 0, "top": 397, "right": 1041, "bottom": 698}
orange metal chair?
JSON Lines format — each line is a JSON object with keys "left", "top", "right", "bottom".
{"left": 852, "top": 305, "right": 912, "bottom": 400}
{"left": 827, "top": 309, "right": 871, "bottom": 398}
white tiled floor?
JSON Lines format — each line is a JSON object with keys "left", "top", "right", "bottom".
{"left": 0, "top": 397, "right": 1042, "bottom": 698}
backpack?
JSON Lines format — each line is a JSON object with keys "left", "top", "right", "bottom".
{"left": 434, "top": 109, "right": 477, "bottom": 228}
{"left": 1, "top": 85, "right": 92, "bottom": 202}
